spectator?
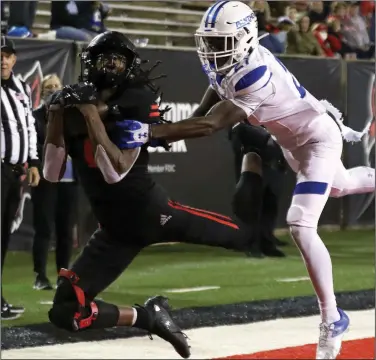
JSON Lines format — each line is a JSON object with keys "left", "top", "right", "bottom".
{"left": 370, "top": 11, "right": 375, "bottom": 44}
{"left": 50, "top": 1, "right": 108, "bottom": 42}
{"left": 326, "top": 18, "right": 357, "bottom": 59}
{"left": 50, "top": 1, "right": 92, "bottom": 41}
{"left": 285, "top": 5, "right": 298, "bottom": 24}
{"left": 268, "top": 1, "right": 291, "bottom": 18}
{"left": 250, "top": 1, "right": 284, "bottom": 54}
{"left": 312, "top": 23, "right": 335, "bottom": 57}
{"left": 333, "top": 2, "right": 349, "bottom": 21}
{"left": 286, "top": 16, "right": 323, "bottom": 56}
{"left": 7, "top": 1, "right": 37, "bottom": 36}
{"left": 76, "top": 1, "right": 110, "bottom": 36}
{"left": 268, "top": 16, "right": 296, "bottom": 54}
{"left": 1, "top": 1, "right": 10, "bottom": 35}
{"left": 359, "top": 0, "right": 375, "bottom": 18}
{"left": 250, "top": 1, "right": 271, "bottom": 32}
{"left": 341, "top": 2, "right": 374, "bottom": 59}
{"left": 7, "top": 26, "right": 33, "bottom": 38}
{"left": 294, "top": 1, "right": 310, "bottom": 20}
{"left": 31, "top": 74, "right": 78, "bottom": 290}
{"left": 308, "top": 1, "right": 330, "bottom": 25}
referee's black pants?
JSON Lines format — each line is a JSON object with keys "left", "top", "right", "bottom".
{"left": 1, "top": 163, "right": 23, "bottom": 306}
{"left": 32, "top": 178, "right": 77, "bottom": 277}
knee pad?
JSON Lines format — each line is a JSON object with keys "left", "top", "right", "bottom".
{"left": 286, "top": 205, "right": 305, "bottom": 226}
{"left": 287, "top": 202, "right": 321, "bottom": 228}
{"left": 49, "top": 301, "right": 91, "bottom": 332}
{"left": 49, "top": 269, "right": 98, "bottom": 332}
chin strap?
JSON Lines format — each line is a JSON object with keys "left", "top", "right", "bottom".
{"left": 58, "top": 268, "right": 99, "bottom": 330}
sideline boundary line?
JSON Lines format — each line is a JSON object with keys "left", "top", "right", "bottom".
{"left": 1, "top": 289, "right": 374, "bottom": 350}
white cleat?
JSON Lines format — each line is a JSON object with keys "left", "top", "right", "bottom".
{"left": 316, "top": 308, "right": 350, "bottom": 359}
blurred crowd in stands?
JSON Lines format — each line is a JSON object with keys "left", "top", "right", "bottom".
{"left": 1, "top": 1, "right": 109, "bottom": 41}
{"left": 253, "top": 1, "right": 375, "bottom": 59}
{"left": 1, "top": 1, "right": 375, "bottom": 57}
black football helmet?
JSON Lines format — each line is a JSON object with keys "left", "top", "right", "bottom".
{"left": 79, "top": 31, "right": 141, "bottom": 89}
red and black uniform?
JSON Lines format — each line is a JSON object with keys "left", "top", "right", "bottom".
{"left": 53, "top": 83, "right": 260, "bottom": 312}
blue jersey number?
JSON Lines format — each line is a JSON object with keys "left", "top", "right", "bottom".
{"left": 274, "top": 56, "right": 306, "bottom": 99}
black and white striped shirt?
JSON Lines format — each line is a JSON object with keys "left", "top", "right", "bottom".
{"left": 1, "top": 73, "right": 39, "bottom": 166}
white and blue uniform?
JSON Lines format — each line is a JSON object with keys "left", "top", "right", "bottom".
{"left": 205, "top": 45, "right": 374, "bottom": 228}
{"left": 198, "top": 2, "right": 362, "bottom": 352}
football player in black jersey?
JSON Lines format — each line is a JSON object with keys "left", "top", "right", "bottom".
{"left": 44, "top": 31, "right": 264, "bottom": 358}
{"left": 229, "top": 123, "right": 288, "bottom": 258}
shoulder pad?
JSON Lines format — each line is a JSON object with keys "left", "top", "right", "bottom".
{"left": 228, "top": 60, "right": 272, "bottom": 95}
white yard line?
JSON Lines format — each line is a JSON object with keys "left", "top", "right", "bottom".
{"left": 3, "top": 309, "right": 374, "bottom": 359}
{"left": 165, "top": 286, "right": 220, "bottom": 293}
{"left": 276, "top": 276, "right": 310, "bottom": 283}
{"left": 39, "top": 301, "right": 53, "bottom": 305}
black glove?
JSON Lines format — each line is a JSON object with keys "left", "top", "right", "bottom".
{"left": 51, "top": 82, "right": 98, "bottom": 108}
{"left": 48, "top": 90, "right": 64, "bottom": 106}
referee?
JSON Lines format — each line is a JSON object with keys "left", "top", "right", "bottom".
{"left": 1, "top": 36, "right": 40, "bottom": 320}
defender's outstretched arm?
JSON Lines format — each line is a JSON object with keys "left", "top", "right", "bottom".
{"left": 150, "top": 99, "right": 247, "bottom": 142}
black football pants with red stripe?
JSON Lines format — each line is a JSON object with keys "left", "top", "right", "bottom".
{"left": 53, "top": 171, "right": 262, "bottom": 307}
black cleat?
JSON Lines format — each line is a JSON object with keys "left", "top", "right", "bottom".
{"left": 1, "top": 305, "right": 22, "bottom": 320}
{"left": 33, "top": 274, "right": 53, "bottom": 290}
{"left": 261, "top": 235, "right": 287, "bottom": 257}
{"left": 8, "top": 303, "right": 25, "bottom": 314}
{"left": 245, "top": 241, "right": 265, "bottom": 259}
{"left": 143, "top": 295, "right": 190, "bottom": 358}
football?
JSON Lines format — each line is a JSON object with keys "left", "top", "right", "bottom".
{"left": 62, "top": 101, "right": 110, "bottom": 138}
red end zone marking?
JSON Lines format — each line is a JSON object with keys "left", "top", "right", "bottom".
{"left": 215, "top": 338, "right": 375, "bottom": 360}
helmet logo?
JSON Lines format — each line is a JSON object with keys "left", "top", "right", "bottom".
{"left": 226, "top": 13, "right": 256, "bottom": 29}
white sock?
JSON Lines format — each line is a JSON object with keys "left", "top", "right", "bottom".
{"left": 290, "top": 226, "right": 340, "bottom": 324}
{"left": 131, "top": 307, "right": 137, "bottom": 326}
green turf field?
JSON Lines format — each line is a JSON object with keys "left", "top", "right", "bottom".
{"left": 2, "top": 229, "right": 374, "bottom": 327}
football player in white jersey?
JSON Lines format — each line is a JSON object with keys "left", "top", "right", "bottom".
{"left": 115, "top": 1, "right": 374, "bottom": 358}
